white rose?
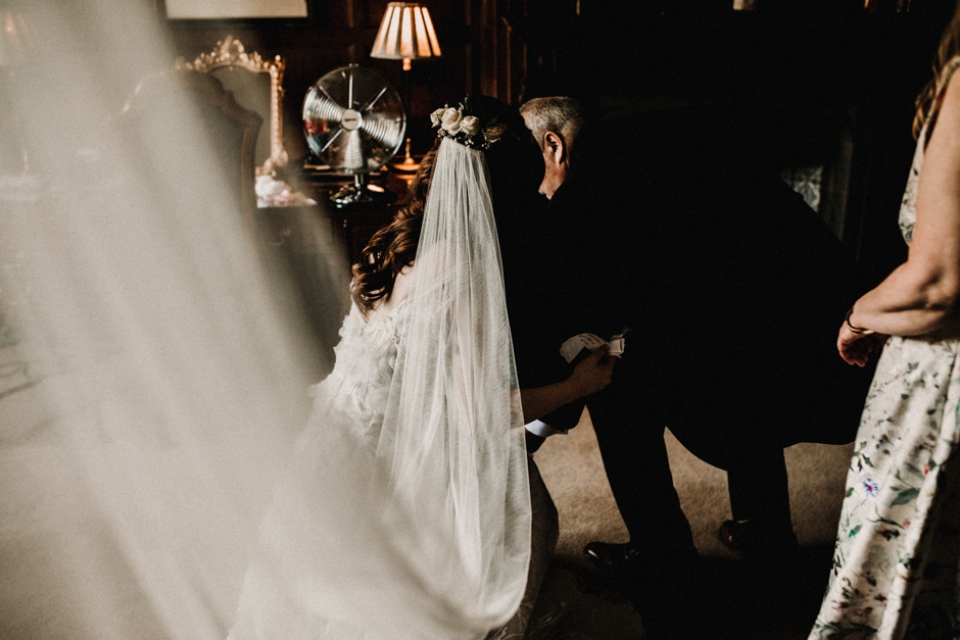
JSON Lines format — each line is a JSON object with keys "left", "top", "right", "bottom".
{"left": 441, "top": 107, "right": 463, "bottom": 134}
{"left": 460, "top": 115, "right": 480, "bottom": 136}
{"left": 429, "top": 107, "right": 445, "bottom": 128}
{"left": 482, "top": 123, "right": 507, "bottom": 143}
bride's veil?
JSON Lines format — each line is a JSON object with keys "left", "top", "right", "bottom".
{"left": 378, "top": 137, "right": 532, "bottom": 630}
{"left": 225, "top": 138, "right": 532, "bottom": 640}
{"left": 0, "top": 3, "right": 532, "bottom": 638}
{"left": 0, "top": 2, "right": 345, "bottom": 639}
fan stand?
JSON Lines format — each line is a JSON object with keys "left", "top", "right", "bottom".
{"left": 330, "top": 173, "right": 395, "bottom": 210}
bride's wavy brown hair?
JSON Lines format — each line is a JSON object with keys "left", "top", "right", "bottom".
{"left": 351, "top": 96, "right": 537, "bottom": 316}
{"left": 913, "top": 2, "right": 960, "bottom": 141}
{"left": 351, "top": 137, "right": 442, "bottom": 316}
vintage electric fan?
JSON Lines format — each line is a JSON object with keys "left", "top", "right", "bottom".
{"left": 303, "top": 64, "right": 406, "bottom": 208}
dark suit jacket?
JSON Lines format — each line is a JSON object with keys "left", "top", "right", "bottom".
{"left": 487, "top": 136, "right": 594, "bottom": 432}
{"left": 525, "top": 105, "right": 873, "bottom": 458}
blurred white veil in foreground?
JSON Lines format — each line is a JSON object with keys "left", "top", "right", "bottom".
{"left": 0, "top": 2, "right": 347, "bottom": 639}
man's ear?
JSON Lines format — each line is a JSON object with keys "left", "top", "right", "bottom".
{"left": 543, "top": 131, "right": 567, "bottom": 166}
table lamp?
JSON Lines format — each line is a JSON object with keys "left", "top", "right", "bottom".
{"left": 370, "top": 2, "right": 440, "bottom": 172}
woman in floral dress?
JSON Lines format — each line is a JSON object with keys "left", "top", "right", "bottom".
{"left": 810, "top": 4, "right": 960, "bottom": 638}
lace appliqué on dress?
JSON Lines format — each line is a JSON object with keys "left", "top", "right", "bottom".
{"left": 304, "top": 300, "right": 410, "bottom": 449}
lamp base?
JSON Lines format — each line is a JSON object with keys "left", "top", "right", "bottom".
{"left": 391, "top": 155, "right": 421, "bottom": 173}
{"left": 391, "top": 137, "right": 421, "bottom": 173}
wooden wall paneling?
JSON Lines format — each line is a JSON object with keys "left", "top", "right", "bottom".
{"left": 500, "top": 17, "right": 512, "bottom": 103}
{"left": 509, "top": 16, "right": 531, "bottom": 104}
{"left": 478, "top": 0, "right": 499, "bottom": 100}
{"left": 462, "top": 0, "right": 479, "bottom": 103}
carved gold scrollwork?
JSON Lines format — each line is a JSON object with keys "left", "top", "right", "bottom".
{"left": 176, "top": 36, "right": 288, "bottom": 176}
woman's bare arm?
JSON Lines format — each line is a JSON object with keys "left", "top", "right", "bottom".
{"left": 840, "top": 71, "right": 960, "bottom": 364}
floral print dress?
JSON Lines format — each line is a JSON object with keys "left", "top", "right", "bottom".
{"left": 809, "top": 57, "right": 960, "bottom": 640}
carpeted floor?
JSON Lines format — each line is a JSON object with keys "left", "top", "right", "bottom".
{"left": 0, "top": 338, "right": 853, "bottom": 640}
{"left": 534, "top": 410, "right": 854, "bottom": 639}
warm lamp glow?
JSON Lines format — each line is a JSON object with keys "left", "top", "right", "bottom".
{"left": 370, "top": 3, "right": 441, "bottom": 71}
{"left": 372, "top": 3, "right": 440, "bottom": 173}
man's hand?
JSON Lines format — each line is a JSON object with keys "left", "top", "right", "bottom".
{"left": 568, "top": 345, "right": 616, "bottom": 397}
{"left": 519, "top": 347, "right": 616, "bottom": 423}
{"left": 837, "top": 323, "right": 886, "bottom": 367}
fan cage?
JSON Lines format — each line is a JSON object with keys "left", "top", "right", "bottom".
{"left": 303, "top": 65, "right": 406, "bottom": 175}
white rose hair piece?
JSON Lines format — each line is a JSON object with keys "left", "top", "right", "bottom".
{"left": 431, "top": 95, "right": 510, "bottom": 150}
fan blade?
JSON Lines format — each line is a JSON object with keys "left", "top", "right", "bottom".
{"left": 360, "top": 112, "right": 404, "bottom": 153}
{"left": 317, "top": 83, "right": 348, "bottom": 112}
{"left": 342, "top": 129, "right": 366, "bottom": 172}
{"left": 303, "top": 87, "right": 345, "bottom": 125}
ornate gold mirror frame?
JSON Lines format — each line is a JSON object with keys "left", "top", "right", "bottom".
{"left": 177, "top": 35, "right": 288, "bottom": 176}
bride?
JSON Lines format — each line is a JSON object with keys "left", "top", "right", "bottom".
{"left": 226, "top": 96, "right": 614, "bottom": 640}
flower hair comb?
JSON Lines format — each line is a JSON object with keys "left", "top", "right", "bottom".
{"left": 430, "top": 96, "right": 507, "bottom": 150}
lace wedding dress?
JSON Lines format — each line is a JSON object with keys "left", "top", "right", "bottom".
{"left": 227, "top": 138, "right": 533, "bottom": 640}
{"left": 226, "top": 301, "right": 413, "bottom": 640}
{"left": 307, "top": 301, "right": 411, "bottom": 451}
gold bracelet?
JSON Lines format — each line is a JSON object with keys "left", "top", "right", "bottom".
{"left": 845, "top": 306, "right": 875, "bottom": 335}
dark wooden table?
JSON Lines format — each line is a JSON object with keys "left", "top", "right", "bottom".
{"left": 297, "top": 168, "right": 414, "bottom": 265}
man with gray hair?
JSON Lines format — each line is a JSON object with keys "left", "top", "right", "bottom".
{"left": 518, "top": 95, "right": 872, "bottom": 639}
{"left": 518, "top": 97, "right": 585, "bottom": 200}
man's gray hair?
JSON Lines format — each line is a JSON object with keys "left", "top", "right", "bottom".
{"left": 519, "top": 97, "right": 585, "bottom": 151}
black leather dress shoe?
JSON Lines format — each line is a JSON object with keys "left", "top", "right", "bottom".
{"left": 717, "top": 519, "right": 799, "bottom": 556}
{"left": 717, "top": 519, "right": 750, "bottom": 552}
{"left": 585, "top": 541, "right": 727, "bottom": 639}
{"left": 583, "top": 541, "right": 642, "bottom": 574}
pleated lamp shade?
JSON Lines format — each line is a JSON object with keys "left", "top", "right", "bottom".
{"left": 370, "top": 3, "right": 441, "bottom": 71}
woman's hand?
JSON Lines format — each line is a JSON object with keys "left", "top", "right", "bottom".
{"left": 837, "top": 323, "right": 886, "bottom": 367}
{"left": 568, "top": 345, "right": 616, "bottom": 398}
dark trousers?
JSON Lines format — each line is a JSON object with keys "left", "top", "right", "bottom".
{"left": 587, "top": 372, "right": 723, "bottom": 639}
{"left": 585, "top": 362, "right": 817, "bottom": 640}
{"left": 586, "top": 372, "right": 698, "bottom": 557}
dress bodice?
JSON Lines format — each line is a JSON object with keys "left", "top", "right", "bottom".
{"left": 305, "top": 299, "right": 411, "bottom": 448}
{"left": 899, "top": 130, "right": 924, "bottom": 246}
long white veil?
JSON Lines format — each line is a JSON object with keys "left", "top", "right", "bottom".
{"left": 379, "top": 138, "right": 531, "bottom": 630}
{"left": 0, "top": 2, "right": 347, "bottom": 639}
{"left": 226, "top": 138, "right": 531, "bottom": 640}
{"left": 1, "top": 3, "right": 530, "bottom": 639}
